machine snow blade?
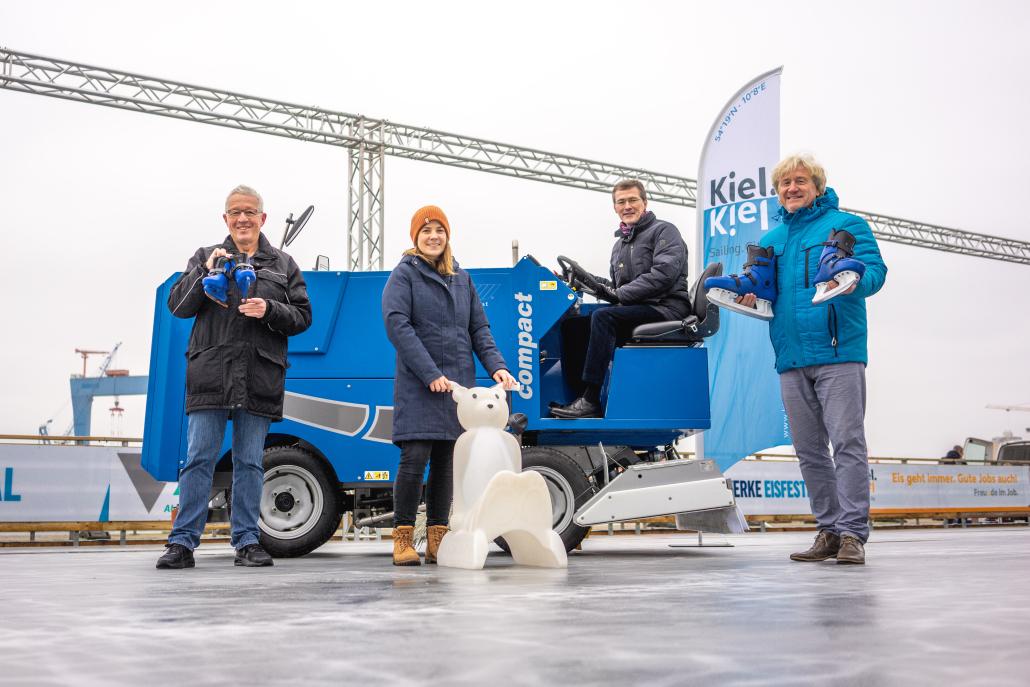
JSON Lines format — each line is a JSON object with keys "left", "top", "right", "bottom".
{"left": 573, "top": 458, "right": 736, "bottom": 527}
{"left": 674, "top": 504, "right": 749, "bottom": 534}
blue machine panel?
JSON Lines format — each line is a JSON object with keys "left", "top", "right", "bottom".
{"left": 142, "top": 257, "right": 713, "bottom": 483}
{"left": 286, "top": 271, "right": 348, "bottom": 355}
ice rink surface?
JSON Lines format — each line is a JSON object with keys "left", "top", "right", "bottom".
{"left": 3, "top": 527, "right": 1028, "bottom": 686}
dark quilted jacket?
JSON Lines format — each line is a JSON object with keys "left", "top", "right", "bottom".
{"left": 609, "top": 211, "right": 691, "bottom": 319}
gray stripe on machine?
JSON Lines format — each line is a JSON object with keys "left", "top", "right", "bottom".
{"left": 283, "top": 391, "right": 369, "bottom": 437}
{"left": 362, "top": 406, "right": 394, "bottom": 444}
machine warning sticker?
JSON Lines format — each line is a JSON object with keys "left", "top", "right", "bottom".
{"left": 539, "top": 280, "right": 558, "bottom": 291}
{"left": 363, "top": 471, "right": 390, "bottom": 481}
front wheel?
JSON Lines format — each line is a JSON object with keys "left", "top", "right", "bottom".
{"left": 499, "top": 446, "right": 595, "bottom": 553}
{"left": 258, "top": 446, "right": 341, "bottom": 557}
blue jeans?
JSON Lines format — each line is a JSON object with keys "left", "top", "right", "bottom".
{"left": 168, "top": 409, "right": 271, "bottom": 550}
{"left": 779, "top": 362, "right": 870, "bottom": 542}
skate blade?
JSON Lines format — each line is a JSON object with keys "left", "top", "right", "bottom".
{"left": 706, "top": 288, "right": 773, "bottom": 321}
{"left": 812, "top": 271, "right": 860, "bottom": 304}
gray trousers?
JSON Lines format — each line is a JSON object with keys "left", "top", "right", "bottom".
{"left": 779, "top": 362, "right": 870, "bottom": 542}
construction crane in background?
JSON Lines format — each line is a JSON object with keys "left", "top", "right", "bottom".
{"left": 73, "top": 343, "right": 121, "bottom": 378}
{"left": 987, "top": 403, "right": 1030, "bottom": 433}
{"left": 985, "top": 403, "right": 1030, "bottom": 442}
{"left": 73, "top": 348, "right": 110, "bottom": 378}
{"left": 39, "top": 343, "right": 143, "bottom": 440}
{"left": 986, "top": 403, "right": 1030, "bottom": 413}
{"left": 95, "top": 342, "right": 122, "bottom": 377}
{"left": 3, "top": 46, "right": 1029, "bottom": 271}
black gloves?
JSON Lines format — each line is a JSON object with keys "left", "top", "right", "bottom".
{"left": 578, "top": 271, "right": 620, "bottom": 304}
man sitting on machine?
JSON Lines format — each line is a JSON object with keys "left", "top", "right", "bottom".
{"left": 550, "top": 179, "right": 691, "bottom": 419}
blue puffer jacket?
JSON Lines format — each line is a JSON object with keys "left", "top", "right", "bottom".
{"left": 759, "top": 188, "right": 887, "bottom": 373}
{"left": 382, "top": 255, "right": 508, "bottom": 442}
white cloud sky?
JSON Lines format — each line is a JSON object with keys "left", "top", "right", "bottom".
{"left": 2, "top": 0, "right": 1028, "bottom": 456}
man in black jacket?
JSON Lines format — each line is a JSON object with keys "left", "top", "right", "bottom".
{"left": 551, "top": 179, "right": 690, "bottom": 418}
{"left": 157, "top": 185, "right": 312, "bottom": 569}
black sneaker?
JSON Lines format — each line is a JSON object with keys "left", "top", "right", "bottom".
{"left": 156, "top": 543, "right": 195, "bottom": 569}
{"left": 234, "top": 543, "right": 274, "bottom": 567}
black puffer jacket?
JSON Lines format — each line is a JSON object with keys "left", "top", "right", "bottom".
{"left": 168, "top": 233, "right": 312, "bottom": 420}
{"left": 609, "top": 211, "right": 691, "bottom": 319}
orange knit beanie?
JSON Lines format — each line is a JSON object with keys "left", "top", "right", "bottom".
{"left": 409, "top": 205, "right": 451, "bottom": 243}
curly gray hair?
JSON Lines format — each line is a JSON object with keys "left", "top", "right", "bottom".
{"left": 771, "top": 154, "right": 827, "bottom": 195}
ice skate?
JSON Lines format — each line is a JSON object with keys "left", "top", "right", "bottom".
{"left": 703, "top": 244, "right": 777, "bottom": 321}
{"left": 202, "top": 256, "right": 234, "bottom": 307}
{"left": 811, "top": 229, "right": 865, "bottom": 304}
{"left": 232, "top": 258, "right": 256, "bottom": 301}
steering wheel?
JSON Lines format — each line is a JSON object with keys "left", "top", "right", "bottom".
{"left": 556, "top": 255, "right": 615, "bottom": 302}
{"left": 556, "top": 255, "right": 598, "bottom": 295}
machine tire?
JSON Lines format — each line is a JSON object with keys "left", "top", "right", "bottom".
{"left": 258, "top": 446, "right": 341, "bottom": 558}
{"left": 497, "top": 446, "right": 595, "bottom": 553}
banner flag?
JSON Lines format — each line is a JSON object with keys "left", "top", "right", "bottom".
{"left": 697, "top": 68, "right": 789, "bottom": 470}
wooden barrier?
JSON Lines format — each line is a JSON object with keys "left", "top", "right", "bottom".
{"left": 595, "top": 510, "right": 1029, "bottom": 536}
{"left": 0, "top": 520, "right": 227, "bottom": 547}
{"left": 0, "top": 433, "right": 142, "bottom": 445}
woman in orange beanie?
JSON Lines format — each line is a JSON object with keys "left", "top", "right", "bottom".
{"left": 381, "top": 205, "right": 518, "bottom": 565}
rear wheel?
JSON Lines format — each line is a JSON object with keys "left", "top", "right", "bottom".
{"left": 258, "top": 446, "right": 341, "bottom": 557}
{"left": 498, "top": 446, "right": 595, "bottom": 553}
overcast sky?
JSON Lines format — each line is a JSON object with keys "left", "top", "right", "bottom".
{"left": 2, "top": 0, "right": 1028, "bottom": 456}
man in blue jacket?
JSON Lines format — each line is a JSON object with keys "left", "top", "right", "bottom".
{"left": 740, "top": 154, "right": 887, "bottom": 565}
{"left": 741, "top": 154, "right": 885, "bottom": 564}
{"left": 551, "top": 179, "right": 691, "bottom": 418}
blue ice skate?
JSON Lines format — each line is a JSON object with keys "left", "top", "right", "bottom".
{"left": 703, "top": 244, "right": 777, "bottom": 321}
{"left": 232, "top": 258, "right": 256, "bottom": 301}
{"left": 811, "top": 229, "right": 865, "bottom": 305}
{"left": 202, "top": 256, "right": 234, "bottom": 307}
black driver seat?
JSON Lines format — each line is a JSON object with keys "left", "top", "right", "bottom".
{"left": 629, "top": 262, "right": 723, "bottom": 344}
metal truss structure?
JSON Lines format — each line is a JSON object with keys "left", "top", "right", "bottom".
{"left": 3, "top": 47, "right": 1027, "bottom": 268}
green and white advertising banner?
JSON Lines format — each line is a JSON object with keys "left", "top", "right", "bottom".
{"left": 0, "top": 445, "right": 177, "bottom": 522}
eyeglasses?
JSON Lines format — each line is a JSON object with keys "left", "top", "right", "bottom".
{"left": 226, "top": 209, "right": 262, "bottom": 218}
{"left": 614, "top": 197, "right": 644, "bottom": 207}
{"left": 778, "top": 177, "right": 811, "bottom": 189}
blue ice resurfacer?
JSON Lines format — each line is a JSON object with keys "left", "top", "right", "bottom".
{"left": 143, "top": 254, "right": 743, "bottom": 556}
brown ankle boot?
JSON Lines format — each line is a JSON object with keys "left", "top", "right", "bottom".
{"left": 836, "top": 535, "right": 866, "bottom": 565}
{"left": 392, "top": 526, "right": 421, "bottom": 566}
{"left": 789, "top": 530, "right": 841, "bottom": 562}
{"left": 425, "top": 525, "right": 449, "bottom": 565}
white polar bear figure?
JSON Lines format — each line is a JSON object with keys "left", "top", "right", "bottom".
{"left": 436, "top": 382, "right": 568, "bottom": 570}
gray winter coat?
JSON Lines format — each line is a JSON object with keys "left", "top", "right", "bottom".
{"left": 382, "top": 255, "right": 508, "bottom": 442}
{"left": 609, "top": 211, "right": 691, "bottom": 319}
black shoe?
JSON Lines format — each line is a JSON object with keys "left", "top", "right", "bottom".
{"left": 234, "top": 543, "right": 274, "bottom": 567}
{"left": 789, "top": 530, "right": 841, "bottom": 562}
{"left": 550, "top": 396, "right": 602, "bottom": 419}
{"left": 156, "top": 543, "right": 195, "bottom": 569}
